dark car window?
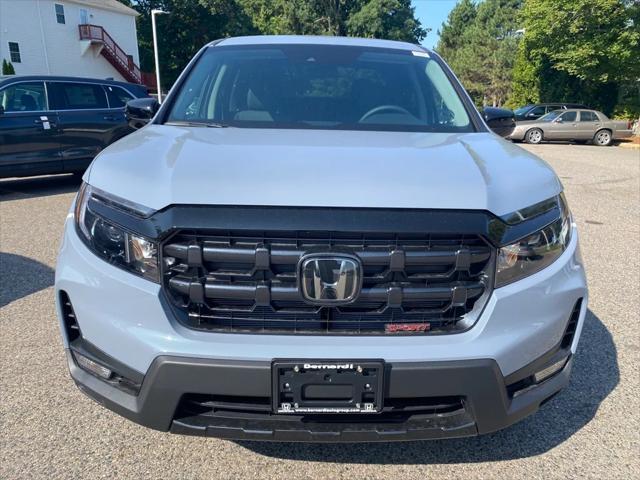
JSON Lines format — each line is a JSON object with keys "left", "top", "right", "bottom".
{"left": 546, "top": 105, "right": 562, "bottom": 112}
{"left": 0, "top": 82, "right": 47, "bottom": 112}
{"left": 559, "top": 111, "right": 577, "bottom": 122}
{"left": 579, "top": 111, "right": 598, "bottom": 122}
{"left": 527, "top": 106, "right": 546, "bottom": 117}
{"left": 166, "top": 45, "right": 473, "bottom": 132}
{"left": 53, "top": 82, "right": 108, "bottom": 110}
{"left": 514, "top": 105, "right": 532, "bottom": 115}
{"left": 104, "top": 85, "right": 134, "bottom": 108}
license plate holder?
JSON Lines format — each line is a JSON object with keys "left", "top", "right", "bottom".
{"left": 272, "top": 360, "right": 384, "bottom": 414}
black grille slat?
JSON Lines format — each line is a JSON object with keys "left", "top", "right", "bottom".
{"left": 169, "top": 243, "right": 489, "bottom": 273}
{"left": 178, "top": 393, "right": 465, "bottom": 419}
{"left": 170, "top": 278, "right": 484, "bottom": 306}
{"left": 162, "top": 230, "right": 493, "bottom": 335}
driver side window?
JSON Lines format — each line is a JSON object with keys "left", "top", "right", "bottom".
{"left": 559, "top": 111, "right": 577, "bottom": 122}
{"left": 0, "top": 82, "right": 48, "bottom": 112}
{"left": 528, "top": 106, "right": 546, "bottom": 117}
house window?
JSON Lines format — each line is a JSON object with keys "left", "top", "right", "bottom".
{"left": 55, "top": 3, "right": 65, "bottom": 24}
{"left": 8, "top": 42, "right": 21, "bottom": 63}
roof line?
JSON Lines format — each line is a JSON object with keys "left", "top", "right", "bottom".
{"left": 65, "top": 0, "right": 139, "bottom": 17}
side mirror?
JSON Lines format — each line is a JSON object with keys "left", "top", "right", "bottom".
{"left": 554, "top": 118, "right": 563, "bottom": 123}
{"left": 125, "top": 97, "right": 160, "bottom": 129}
{"left": 482, "top": 107, "right": 516, "bottom": 138}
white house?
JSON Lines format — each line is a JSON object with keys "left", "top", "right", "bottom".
{"left": 0, "top": 0, "right": 142, "bottom": 83}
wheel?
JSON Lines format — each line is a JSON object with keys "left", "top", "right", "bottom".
{"left": 525, "top": 128, "right": 543, "bottom": 144}
{"left": 593, "top": 129, "right": 612, "bottom": 146}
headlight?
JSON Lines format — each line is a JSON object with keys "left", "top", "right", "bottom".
{"left": 75, "top": 183, "right": 159, "bottom": 282}
{"left": 496, "top": 195, "right": 572, "bottom": 287}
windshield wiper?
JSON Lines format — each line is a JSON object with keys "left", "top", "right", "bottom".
{"left": 164, "top": 120, "right": 230, "bottom": 128}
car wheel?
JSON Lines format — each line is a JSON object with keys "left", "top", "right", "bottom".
{"left": 594, "top": 129, "right": 612, "bottom": 146}
{"left": 525, "top": 128, "right": 543, "bottom": 144}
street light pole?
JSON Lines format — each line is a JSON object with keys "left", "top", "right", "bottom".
{"left": 151, "top": 9, "right": 169, "bottom": 103}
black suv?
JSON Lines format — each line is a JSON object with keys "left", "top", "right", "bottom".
{"left": 514, "top": 103, "right": 589, "bottom": 121}
{"left": 0, "top": 76, "right": 148, "bottom": 178}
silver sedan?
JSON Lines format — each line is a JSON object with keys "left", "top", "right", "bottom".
{"left": 509, "top": 109, "right": 633, "bottom": 146}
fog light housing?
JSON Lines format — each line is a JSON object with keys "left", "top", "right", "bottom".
{"left": 533, "top": 356, "right": 568, "bottom": 383}
{"left": 73, "top": 351, "right": 113, "bottom": 380}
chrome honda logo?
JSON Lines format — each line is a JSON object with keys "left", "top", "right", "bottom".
{"left": 298, "top": 253, "right": 362, "bottom": 305}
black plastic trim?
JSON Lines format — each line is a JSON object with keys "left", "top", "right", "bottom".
{"left": 67, "top": 350, "right": 573, "bottom": 442}
{"left": 85, "top": 202, "right": 563, "bottom": 249}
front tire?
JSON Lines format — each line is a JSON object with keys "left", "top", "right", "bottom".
{"left": 525, "top": 128, "right": 543, "bottom": 144}
{"left": 593, "top": 129, "right": 612, "bottom": 146}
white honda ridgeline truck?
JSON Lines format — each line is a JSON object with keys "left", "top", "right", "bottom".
{"left": 55, "top": 36, "right": 587, "bottom": 442}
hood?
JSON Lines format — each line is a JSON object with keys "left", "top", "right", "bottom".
{"left": 87, "top": 126, "right": 561, "bottom": 217}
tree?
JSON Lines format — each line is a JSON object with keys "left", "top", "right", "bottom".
{"left": 346, "top": 0, "right": 428, "bottom": 42}
{"left": 436, "top": 0, "right": 477, "bottom": 63}
{"left": 521, "top": 0, "right": 639, "bottom": 83}
{"left": 123, "top": 0, "right": 256, "bottom": 89}
{"left": 121, "top": 0, "right": 428, "bottom": 90}
{"left": 2, "top": 59, "right": 15, "bottom": 75}
{"left": 437, "top": 0, "right": 522, "bottom": 106}
{"left": 238, "top": 0, "right": 427, "bottom": 41}
{"left": 510, "top": 0, "right": 640, "bottom": 114}
{"left": 235, "top": 0, "right": 319, "bottom": 35}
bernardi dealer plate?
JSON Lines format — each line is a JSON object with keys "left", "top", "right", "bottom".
{"left": 272, "top": 360, "right": 385, "bottom": 414}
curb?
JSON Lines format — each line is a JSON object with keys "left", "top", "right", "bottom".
{"left": 617, "top": 142, "right": 640, "bottom": 149}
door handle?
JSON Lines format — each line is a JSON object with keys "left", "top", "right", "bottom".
{"left": 103, "top": 115, "right": 118, "bottom": 121}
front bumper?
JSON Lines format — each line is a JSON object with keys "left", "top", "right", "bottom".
{"left": 56, "top": 215, "right": 587, "bottom": 441}
{"left": 66, "top": 347, "right": 574, "bottom": 442}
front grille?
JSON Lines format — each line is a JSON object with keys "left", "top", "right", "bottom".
{"left": 162, "top": 229, "right": 493, "bottom": 334}
{"left": 176, "top": 393, "right": 466, "bottom": 422}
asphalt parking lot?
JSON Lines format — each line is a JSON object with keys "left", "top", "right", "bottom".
{"left": 1, "top": 143, "right": 638, "bottom": 479}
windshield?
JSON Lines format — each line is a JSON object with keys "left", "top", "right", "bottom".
{"left": 539, "top": 110, "right": 563, "bottom": 122}
{"left": 165, "top": 44, "right": 473, "bottom": 132}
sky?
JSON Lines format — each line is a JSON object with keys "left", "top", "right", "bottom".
{"left": 412, "top": 0, "right": 459, "bottom": 49}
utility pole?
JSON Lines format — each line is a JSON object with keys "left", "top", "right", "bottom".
{"left": 151, "top": 9, "right": 169, "bottom": 103}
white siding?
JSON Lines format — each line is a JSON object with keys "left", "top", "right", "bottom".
{"left": 0, "top": 0, "right": 139, "bottom": 81}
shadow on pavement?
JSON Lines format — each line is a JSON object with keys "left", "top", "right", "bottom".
{"left": 0, "top": 174, "right": 81, "bottom": 201}
{"left": 239, "top": 309, "right": 618, "bottom": 463}
{"left": 0, "top": 252, "right": 55, "bottom": 308}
